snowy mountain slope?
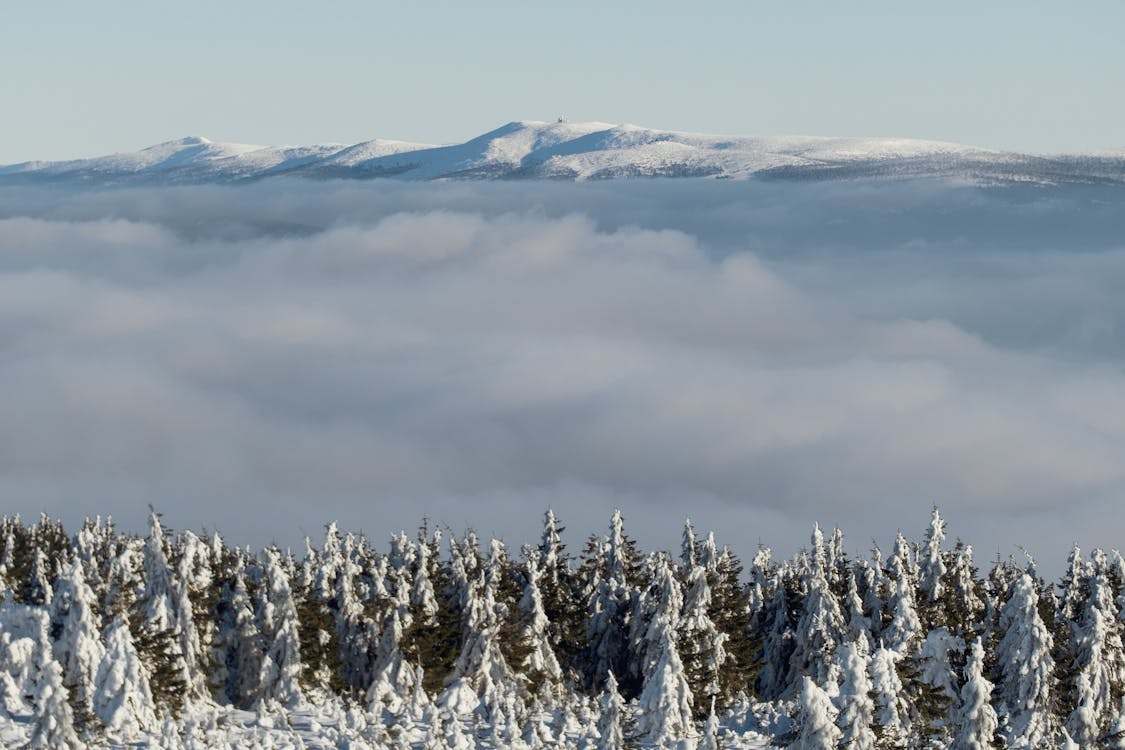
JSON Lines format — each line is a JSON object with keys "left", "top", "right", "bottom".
{"left": 3, "top": 120, "right": 1124, "bottom": 185}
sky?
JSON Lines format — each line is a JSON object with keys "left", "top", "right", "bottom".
{"left": 3, "top": 179, "right": 1125, "bottom": 574}
{"left": 3, "top": 1, "right": 1124, "bottom": 163}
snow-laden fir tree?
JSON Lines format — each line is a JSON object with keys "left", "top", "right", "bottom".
{"left": 49, "top": 558, "right": 105, "bottom": 731}
{"left": 918, "top": 507, "right": 947, "bottom": 607}
{"left": 708, "top": 544, "right": 757, "bottom": 706}
{"left": 256, "top": 547, "right": 304, "bottom": 709}
{"left": 172, "top": 530, "right": 213, "bottom": 704}
{"left": 681, "top": 518, "right": 698, "bottom": 571}
{"left": 789, "top": 675, "right": 841, "bottom": 750}
{"left": 1066, "top": 565, "right": 1125, "bottom": 746}
{"left": 635, "top": 557, "right": 694, "bottom": 746}
{"left": 446, "top": 538, "right": 520, "bottom": 721}
{"left": 211, "top": 556, "right": 262, "bottom": 707}
{"left": 596, "top": 671, "right": 626, "bottom": 750}
{"left": 788, "top": 532, "right": 846, "bottom": 689}
{"left": 836, "top": 636, "right": 877, "bottom": 750}
{"left": 516, "top": 546, "right": 563, "bottom": 695}
{"left": 700, "top": 697, "right": 720, "bottom": 750}
{"left": 27, "top": 655, "right": 81, "bottom": 750}
{"left": 679, "top": 562, "right": 728, "bottom": 715}
{"left": 757, "top": 573, "right": 794, "bottom": 701}
{"left": 585, "top": 510, "right": 638, "bottom": 693}
{"left": 953, "top": 637, "right": 998, "bottom": 750}
{"left": 870, "top": 643, "right": 909, "bottom": 748}
{"left": 885, "top": 572, "right": 922, "bottom": 656}
{"left": 366, "top": 568, "right": 420, "bottom": 715}
{"left": 94, "top": 614, "right": 159, "bottom": 739}
{"left": 995, "top": 572, "right": 1055, "bottom": 749}
{"left": 136, "top": 509, "right": 188, "bottom": 715}
{"left": 946, "top": 543, "right": 985, "bottom": 639}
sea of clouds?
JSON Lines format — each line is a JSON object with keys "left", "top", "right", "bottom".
{"left": 2, "top": 178, "right": 1124, "bottom": 570}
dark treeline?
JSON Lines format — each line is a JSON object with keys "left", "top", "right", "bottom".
{"left": 0, "top": 506, "right": 1121, "bottom": 749}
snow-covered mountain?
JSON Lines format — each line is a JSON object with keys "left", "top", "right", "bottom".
{"left": 3, "top": 120, "right": 1125, "bottom": 185}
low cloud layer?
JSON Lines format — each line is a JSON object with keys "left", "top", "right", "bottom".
{"left": 2, "top": 179, "right": 1125, "bottom": 570}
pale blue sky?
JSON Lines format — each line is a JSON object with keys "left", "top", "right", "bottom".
{"left": 3, "top": 1, "right": 1122, "bottom": 163}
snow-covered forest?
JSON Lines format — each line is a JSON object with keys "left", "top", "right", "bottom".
{"left": 0, "top": 507, "right": 1121, "bottom": 749}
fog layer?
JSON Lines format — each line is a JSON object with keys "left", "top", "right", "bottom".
{"left": 2, "top": 179, "right": 1124, "bottom": 570}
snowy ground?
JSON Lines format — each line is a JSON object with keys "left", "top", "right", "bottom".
{"left": 1, "top": 700, "right": 778, "bottom": 749}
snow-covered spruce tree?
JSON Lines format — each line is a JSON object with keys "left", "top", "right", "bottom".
{"left": 401, "top": 529, "right": 463, "bottom": 697}
{"left": 536, "top": 510, "right": 585, "bottom": 681}
{"left": 870, "top": 643, "right": 909, "bottom": 748}
{"left": 49, "top": 558, "right": 105, "bottom": 734}
{"left": 366, "top": 566, "right": 420, "bottom": 715}
{"left": 515, "top": 545, "right": 563, "bottom": 696}
{"left": 1066, "top": 564, "right": 1125, "bottom": 746}
{"left": 756, "top": 569, "right": 796, "bottom": 700}
{"left": 885, "top": 563, "right": 921, "bottom": 655}
{"left": 94, "top": 614, "right": 159, "bottom": 740}
{"left": 708, "top": 545, "right": 758, "bottom": 706}
{"left": 789, "top": 675, "right": 841, "bottom": 750}
{"left": 596, "top": 670, "right": 626, "bottom": 750}
{"left": 860, "top": 546, "right": 890, "bottom": 639}
{"left": 133, "top": 509, "right": 188, "bottom": 717}
{"left": 211, "top": 555, "right": 263, "bottom": 707}
{"left": 918, "top": 507, "right": 948, "bottom": 611}
{"left": 333, "top": 531, "right": 377, "bottom": 695}
{"left": 836, "top": 636, "right": 877, "bottom": 750}
{"left": 291, "top": 538, "right": 342, "bottom": 699}
{"left": 584, "top": 510, "right": 640, "bottom": 694}
{"left": 788, "top": 530, "right": 846, "bottom": 689}
{"left": 995, "top": 571, "right": 1056, "bottom": 749}
{"left": 257, "top": 546, "right": 304, "bottom": 708}
{"left": 172, "top": 530, "right": 215, "bottom": 704}
{"left": 27, "top": 654, "right": 82, "bottom": 750}
{"left": 679, "top": 562, "right": 728, "bottom": 716}
{"left": 445, "top": 538, "right": 520, "bottom": 721}
{"left": 635, "top": 556, "right": 694, "bottom": 746}
{"left": 953, "top": 637, "right": 998, "bottom": 750}
{"left": 945, "top": 542, "right": 985, "bottom": 640}
{"left": 26, "top": 547, "right": 54, "bottom": 606}
{"left": 681, "top": 517, "right": 698, "bottom": 571}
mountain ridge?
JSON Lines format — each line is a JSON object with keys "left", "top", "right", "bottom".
{"left": 3, "top": 120, "right": 1124, "bottom": 186}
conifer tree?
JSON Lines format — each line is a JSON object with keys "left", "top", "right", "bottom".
{"left": 836, "top": 636, "right": 877, "bottom": 750}
{"left": 919, "top": 507, "right": 948, "bottom": 607}
{"left": 788, "top": 542, "right": 845, "bottom": 689}
{"left": 401, "top": 532, "right": 463, "bottom": 696}
{"left": 681, "top": 518, "right": 698, "bottom": 571}
{"left": 172, "top": 530, "right": 213, "bottom": 704}
{"left": 995, "top": 572, "right": 1055, "bottom": 749}
{"left": 1065, "top": 565, "right": 1125, "bottom": 746}
{"left": 27, "top": 656, "right": 82, "bottom": 750}
{"left": 516, "top": 547, "right": 563, "bottom": 695}
{"left": 134, "top": 510, "right": 188, "bottom": 717}
{"left": 789, "top": 675, "right": 841, "bottom": 750}
{"left": 757, "top": 571, "right": 796, "bottom": 701}
{"left": 94, "top": 615, "right": 159, "bottom": 740}
{"left": 870, "top": 643, "right": 909, "bottom": 748}
{"left": 596, "top": 672, "right": 626, "bottom": 750}
{"left": 707, "top": 546, "right": 756, "bottom": 705}
{"left": 953, "top": 637, "right": 999, "bottom": 750}
{"left": 448, "top": 539, "right": 520, "bottom": 720}
{"left": 367, "top": 568, "right": 421, "bottom": 715}
{"left": 257, "top": 547, "right": 304, "bottom": 708}
{"left": 49, "top": 559, "right": 105, "bottom": 733}
{"left": 635, "top": 558, "right": 694, "bottom": 746}
{"left": 679, "top": 562, "right": 728, "bottom": 716}
{"left": 584, "top": 510, "right": 639, "bottom": 693}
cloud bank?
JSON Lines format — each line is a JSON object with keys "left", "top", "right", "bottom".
{"left": 2, "top": 179, "right": 1125, "bottom": 570}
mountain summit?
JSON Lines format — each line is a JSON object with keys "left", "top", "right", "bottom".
{"left": 3, "top": 120, "right": 1124, "bottom": 185}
